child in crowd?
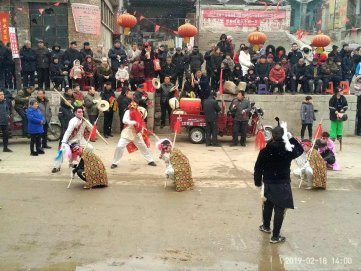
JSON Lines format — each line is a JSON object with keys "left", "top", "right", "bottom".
{"left": 27, "top": 99, "right": 45, "bottom": 156}
{"left": 70, "top": 59, "right": 84, "bottom": 86}
{"left": 244, "top": 67, "right": 257, "bottom": 93}
{"left": 115, "top": 63, "right": 130, "bottom": 90}
{"left": 62, "top": 60, "right": 71, "bottom": 88}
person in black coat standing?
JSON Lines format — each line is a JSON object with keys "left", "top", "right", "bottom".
{"left": 161, "top": 57, "right": 177, "bottom": 84}
{"left": 287, "top": 43, "right": 303, "bottom": 66}
{"left": 203, "top": 93, "right": 221, "bottom": 147}
{"left": 80, "top": 41, "right": 93, "bottom": 59}
{"left": 0, "top": 41, "right": 8, "bottom": 90}
{"left": 62, "top": 41, "right": 83, "bottom": 68}
{"left": 35, "top": 40, "right": 51, "bottom": 90}
{"left": 108, "top": 40, "right": 127, "bottom": 74}
{"left": 254, "top": 121, "right": 304, "bottom": 244}
{"left": 101, "top": 81, "right": 116, "bottom": 138}
{"left": 117, "top": 88, "right": 133, "bottom": 131}
{"left": 20, "top": 41, "right": 37, "bottom": 88}
{"left": 0, "top": 89, "right": 12, "bottom": 153}
{"left": 172, "top": 48, "right": 186, "bottom": 86}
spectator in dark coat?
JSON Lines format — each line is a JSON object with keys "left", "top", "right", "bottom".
{"left": 157, "top": 45, "right": 168, "bottom": 68}
{"left": 328, "top": 45, "right": 339, "bottom": 59}
{"left": 275, "top": 46, "right": 286, "bottom": 63}
{"left": 287, "top": 43, "right": 303, "bottom": 66}
{"left": 35, "top": 40, "right": 51, "bottom": 90}
{"left": 117, "top": 88, "right": 133, "bottom": 131}
{"left": 80, "top": 41, "right": 93, "bottom": 59}
{"left": 129, "top": 57, "right": 145, "bottom": 91}
{"left": 20, "top": 40, "right": 37, "bottom": 88}
{"left": 140, "top": 42, "right": 156, "bottom": 79}
{"left": 62, "top": 41, "right": 83, "bottom": 68}
{"left": 217, "top": 34, "right": 231, "bottom": 56}
{"left": 4, "top": 43, "right": 14, "bottom": 90}
{"left": 0, "top": 89, "right": 12, "bottom": 152}
{"left": 265, "top": 45, "right": 276, "bottom": 59}
{"left": 193, "top": 70, "right": 210, "bottom": 100}
{"left": 305, "top": 58, "right": 323, "bottom": 94}
{"left": 0, "top": 41, "right": 9, "bottom": 89}
{"left": 204, "top": 44, "right": 216, "bottom": 77}
{"left": 172, "top": 47, "right": 186, "bottom": 86}
{"left": 58, "top": 89, "right": 74, "bottom": 147}
{"left": 300, "top": 96, "right": 316, "bottom": 140}
{"left": 51, "top": 44, "right": 63, "bottom": 60}
{"left": 108, "top": 40, "right": 127, "bottom": 74}
{"left": 291, "top": 58, "right": 307, "bottom": 93}
{"left": 210, "top": 47, "right": 223, "bottom": 91}
{"left": 255, "top": 55, "right": 272, "bottom": 88}
{"left": 49, "top": 56, "right": 65, "bottom": 89}
{"left": 203, "top": 93, "right": 221, "bottom": 147}
{"left": 232, "top": 63, "right": 243, "bottom": 86}
{"left": 186, "top": 46, "right": 204, "bottom": 74}
{"left": 161, "top": 57, "right": 177, "bottom": 84}
{"left": 342, "top": 50, "right": 354, "bottom": 85}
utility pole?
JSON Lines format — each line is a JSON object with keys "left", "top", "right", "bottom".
{"left": 9, "top": 0, "right": 22, "bottom": 91}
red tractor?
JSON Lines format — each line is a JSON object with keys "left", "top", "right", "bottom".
{"left": 170, "top": 102, "right": 273, "bottom": 144}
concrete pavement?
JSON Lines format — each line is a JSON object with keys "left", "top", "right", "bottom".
{"left": 0, "top": 134, "right": 361, "bottom": 270}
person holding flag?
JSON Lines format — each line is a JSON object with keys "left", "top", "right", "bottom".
{"left": 203, "top": 92, "right": 221, "bottom": 147}
{"left": 110, "top": 101, "right": 156, "bottom": 169}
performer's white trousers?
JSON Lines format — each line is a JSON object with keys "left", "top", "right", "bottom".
{"left": 112, "top": 136, "right": 154, "bottom": 165}
{"left": 54, "top": 139, "right": 93, "bottom": 169}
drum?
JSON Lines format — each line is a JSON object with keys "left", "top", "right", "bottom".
{"left": 179, "top": 98, "right": 201, "bottom": 115}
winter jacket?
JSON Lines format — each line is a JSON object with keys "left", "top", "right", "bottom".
{"left": 172, "top": 52, "right": 186, "bottom": 72}
{"left": 275, "top": 46, "right": 286, "bottom": 63}
{"left": 300, "top": 101, "right": 316, "bottom": 124}
{"left": 134, "top": 90, "right": 148, "bottom": 108}
{"left": 127, "top": 48, "right": 141, "bottom": 63}
{"left": 342, "top": 55, "right": 354, "bottom": 79}
{"left": 15, "top": 90, "right": 32, "bottom": 109}
{"left": 83, "top": 57, "right": 97, "bottom": 77}
{"left": 305, "top": 64, "right": 321, "bottom": 80}
{"left": 130, "top": 62, "right": 144, "bottom": 78}
{"left": 70, "top": 63, "right": 84, "bottom": 79}
{"left": 101, "top": 89, "right": 116, "bottom": 108}
{"left": 157, "top": 49, "right": 168, "bottom": 67}
{"left": 287, "top": 50, "right": 303, "bottom": 65}
{"left": 161, "top": 63, "right": 177, "bottom": 80}
{"left": 255, "top": 63, "right": 271, "bottom": 78}
{"left": 84, "top": 93, "right": 99, "bottom": 116}
{"left": 222, "top": 58, "right": 235, "bottom": 72}
{"left": 36, "top": 97, "right": 52, "bottom": 124}
{"left": 186, "top": 50, "right": 204, "bottom": 71}
{"left": 269, "top": 67, "right": 286, "bottom": 83}
{"left": 35, "top": 47, "right": 51, "bottom": 69}
{"left": 115, "top": 68, "right": 129, "bottom": 81}
{"left": 0, "top": 99, "right": 10, "bottom": 126}
{"left": 27, "top": 107, "right": 45, "bottom": 134}
{"left": 239, "top": 51, "right": 253, "bottom": 74}
{"left": 20, "top": 47, "right": 37, "bottom": 72}
{"left": 108, "top": 46, "right": 127, "bottom": 71}
{"left": 194, "top": 75, "right": 211, "bottom": 100}
{"left": 254, "top": 137, "right": 304, "bottom": 186}
{"left": 62, "top": 48, "right": 83, "bottom": 67}
{"left": 329, "top": 95, "right": 348, "bottom": 121}
{"left": 80, "top": 48, "right": 93, "bottom": 59}
{"left": 232, "top": 64, "right": 243, "bottom": 81}
{"left": 58, "top": 103, "right": 73, "bottom": 131}
{"left": 204, "top": 50, "right": 213, "bottom": 72}
{"left": 230, "top": 98, "right": 251, "bottom": 121}
{"left": 217, "top": 34, "right": 232, "bottom": 56}
{"left": 96, "top": 64, "right": 113, "bottom": 78}
{"left": 51, "top": 45, "right": 63, "bottom": 60}
{"left": 93, "top": 50, "right": 107, "bottom": 65}
{"left": 140, "top": 49, "right": 156, "bottom": 78}
{"left": 291, "top": 63, "right": 307, "bottom": 78}
{"left": 210, "top": 54, "right": 223, "bottom": 74}
{"left": 203, "top": 96, "right": 221, "bottom": 122}
{"left": 117, "top": 96, "right": 132, "bottom": 115}
{"left": 158, "top": 83, "right": 175, "bottom": 102}
{"left": 320, "top": 62, "right": 338, "bottom": 77}
{"left": 49, "top": 61, "right": 64, "bottom": 78}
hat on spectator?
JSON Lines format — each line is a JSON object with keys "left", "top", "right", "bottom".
{"left": 104, "top": 81, "right": 112, "bottom": 85}
{"left": 70, "top": 41, "right": 77, "bottom": 45}
{"left": 83, "top": 41, "right": 90, "bottom": 46}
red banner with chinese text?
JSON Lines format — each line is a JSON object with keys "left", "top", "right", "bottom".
{"left": 0, "top": 12, "right": 10, "bottom": 44}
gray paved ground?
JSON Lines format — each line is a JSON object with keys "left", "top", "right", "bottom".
{"left": 0, "top": 135, "right": 360, "bottom": 271}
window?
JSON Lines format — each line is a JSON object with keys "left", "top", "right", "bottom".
{"left": 101, "top": 0, "right": 114, "bottom": 32}
{"left": 29, "top": 3, "right": 68, "bottom": 49}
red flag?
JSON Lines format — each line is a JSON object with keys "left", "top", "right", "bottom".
{"left": 155, "top": 25, "right": 160, "bottom": 32}
{"left": 140, "top": 16, "right": 145, "bottom": 21}
{"left": 296, "top": 29, "right": 303, "bottom": 40}
{"left": 316, "top": 20, "right": 322, "bottom": 25}
{"left": 174, "top": 121, "right": 181, "bottom": 134}
{"left": 89, "top": 123, "right": 97, "bottom": 141}
{"left": 219, "top": 69, "right": 223, "bottom": 95}
{"left": 38, "top": 8, "right": 44, "bottom": 15}
{"left": 53, "top": 2, "right": 60, "bottom": 7}
{"left": 255, "top": 131, "right": 266, "bottom": 151}
{"left": 313, "top": 123, "right": 323, "bottom": 139}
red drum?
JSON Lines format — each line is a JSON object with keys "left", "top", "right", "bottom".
{"left": 179, "top": 98, "right": 201, "bottom": 115}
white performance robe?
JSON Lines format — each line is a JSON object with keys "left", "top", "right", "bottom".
{"left": 112, "top": 110, "right": 154, "bottom": 165}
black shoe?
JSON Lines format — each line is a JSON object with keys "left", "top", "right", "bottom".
{"left": 51, "top": 167, "right": 60, "bottom": 173}
{"left": 43, "top": 146, "right": 52, "bottom": 149}
{"left": 109, "top": 134, "right": 114, "bottom": 137}
{"left": 30, "top": 152, "right": 38, "bottom": 156}
{"left": 259, "top": 225, "right": 271, "bottom": 234}
{"left": 3, "top": 148, "right": 13, "bottom": 152}
{"left": 230, "top": 143, "right": 238, "bottom": 147}
{"left": 270, "top": 235, "right": 286, "bottom": 244}
{"left": 240, "top": 143, "right": 246, "bottom": 147}
{"left": 37, "top": 150, "right": 45, "bottom": 154}
{"left": 110, "top": 164, "right": 117, "bottom": 169}
{"left": 104, "top": 134, "right": 109, "bottom": 138}
{"left": 148, "top": 161, "right": 157, "bottom": 166}
{"left": 212, "top": 144, "right": 222, "bottom": 147}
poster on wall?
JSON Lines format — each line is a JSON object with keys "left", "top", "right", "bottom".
{"left": 71, "top": 3, "right": 101, "bottom": 35}
{"left": 328, "top": 0, "right": 348, "bottom": 29}
{"left": 9, "top": 27, "right": 19, "bottom": 58}
{"left": 0, "top": 12, "right": 10, "bottom": 44}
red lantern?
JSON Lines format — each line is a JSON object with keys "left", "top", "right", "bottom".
{"left": 178, "top": 22, "right": 198, "bottom": 45}
{"left": 117, "top": 13, "right": 137, "bottom": 36}
{"left": 311, "top": 34, "right": 331, "bottom": 48}
{"left": 247, "top": 31, "right": 267, "bottom": 51}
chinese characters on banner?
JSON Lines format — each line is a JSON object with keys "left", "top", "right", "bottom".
{"left": 71, "top": 3, "right": 101, "bottom": 35}
{"left": 202, "top": 9, "right": 287, "bottom": 30}
{"left": 0, "top": 12, "right": 10, "bottom": 44}
{"left": 9, "top": 27, "right": 19, "bottom": 58}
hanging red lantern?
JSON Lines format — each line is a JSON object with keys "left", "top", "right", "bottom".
{"left": 178, "top": 22, "right": 198, "bottom": 45}
{"left": 117, "top": 13, "right": 137, "bottom": 36}
{"left": 247, "top": 31, "right": 267, "bottom": 51}
{"left": 311, "top": 34, "right": 331, "bottom": 48}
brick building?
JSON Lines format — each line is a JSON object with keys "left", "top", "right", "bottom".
{"left": 0, "top": 0, "right": 119, "bottom": 52}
